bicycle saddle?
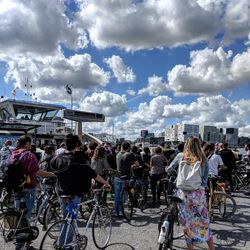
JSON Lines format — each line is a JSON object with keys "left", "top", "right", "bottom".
{"left": 167, "top": 195, "right": 183, "bottom": 203}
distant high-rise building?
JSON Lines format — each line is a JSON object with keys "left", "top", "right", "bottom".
{"left": 165, "top": 124, "right": 199, "bottom": 142}
{"left": 199, "top": 125, "right": 221, "bottom": 143}
{"left": 165, "top": 125, "right": 178, "bottom": 141}
{"left": 225, "top": 128, "right": 238, "bottom": 146}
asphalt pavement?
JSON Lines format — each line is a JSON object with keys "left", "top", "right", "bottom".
{"left": 1, "top": 191, "right": 250, "bottom": 250}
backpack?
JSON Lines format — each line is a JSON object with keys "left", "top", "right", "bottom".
{"left": 176, "top": 160, "right": 202, "bottom": 191}
{"left": 3, "top": 151, "right": 30, "bottom": 193}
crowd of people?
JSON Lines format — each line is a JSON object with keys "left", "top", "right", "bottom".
{"left": 0, "top": 134, "right": 249, "bottom": 250}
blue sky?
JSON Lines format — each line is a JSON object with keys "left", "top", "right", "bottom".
{"left": 0, "top": 0, "right": 250, "bottom": 139}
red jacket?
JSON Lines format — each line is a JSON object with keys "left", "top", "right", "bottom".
{"left": 9, "top": 147, "right": 39, "bottom": 188}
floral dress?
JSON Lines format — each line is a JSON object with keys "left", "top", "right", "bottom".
{"left": 177, "top": 188, "right": 212, "bottom": 245}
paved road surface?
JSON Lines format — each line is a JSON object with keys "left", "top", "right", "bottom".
{"left": 1, "top": 191, "right": 250, "bottom": 250}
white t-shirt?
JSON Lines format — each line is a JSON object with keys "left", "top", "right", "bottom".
{"left": 56, "top": 147, "right": 65, "bottom": 156}
{"left": 208, "top": 154, "right": 224, "bottom": 177}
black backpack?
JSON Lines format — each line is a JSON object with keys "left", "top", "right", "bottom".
{"left": 3, "top": 151, "right": 29, "bottom": 193}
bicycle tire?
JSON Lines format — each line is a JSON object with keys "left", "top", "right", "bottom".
{"left": 43, "top": 201, "right": 62, "bottom": 238}
{"left": 158, "top": 213, "right": 173, "bottom": 250}
{"left": 92, "top": 205, "right": 112, "bottom": 249}
{"left": 120, "top": 188, "right": 133, "bottom": 221}
{"left": 0, "top": 192, "right": 14, "bottom": 212}
{"left": 136, "top": 187, "right": 146, "bottom": 211}
{"left": 39, "top": 219, "right": 77, "bottom": 250}
{"left": 36, "top": 193, "right": 47, "bottom": 225}
{"left": 213, "top": 191, "right": 236, "bottom": 219}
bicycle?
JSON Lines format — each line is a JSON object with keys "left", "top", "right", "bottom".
{"left": 157, "top": 171, "right": 183, "bottom": 250}
{"left": 0, "top": 192, "right": 39, "bottom": 250}
{"left": 207, "top": 177, "right": 237, "bottom": 221}
{"left": 119, "top": 174, "right": 147, "bottom": 221}
{"left": 39, "top": 186, "right": 112, "bottom": 250}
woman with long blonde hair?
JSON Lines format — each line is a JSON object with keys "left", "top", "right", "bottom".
{"left": 168, "top": 136, "right": 214, "bottom": 250}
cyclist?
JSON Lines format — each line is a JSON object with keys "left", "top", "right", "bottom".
{"left": 50, "top": 134, "right": 110, "bottom": 217}
{"left": 203, "top": 143, "right": 226, "bottom": 190}
{"left": 9, "top": 135, "right": 55, "bottom": 250}
{"left": 114, "top": 141, "right": 138, "bottom": 217}
{"left": 168, "top": 137, "right": 214, "bottom": 250}
{"left": 149, "top": 146, "right": 167, "bottom": 204}
{"left": 9, "top": 135, "right": 56, "bottom": 217}
{"left": 218, "top": 142, "right": 237, "bottom": 194}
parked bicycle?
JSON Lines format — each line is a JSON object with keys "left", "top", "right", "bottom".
{"left": 157, "top": 171, "right": 183, "bottom": 250}
{"left": 0, "top": 192, "right": 39, "bottom": 250}
{"left": 119, "top": 173, "right": 147, "bottom": 221}
{"left": 207, "top": 177, "right": 237, "bottom": 221}
{"left": 39, "top": 186, "right": 112, "bottom": 250}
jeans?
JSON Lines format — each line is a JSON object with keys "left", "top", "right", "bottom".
{"left": 59, "top": 196, "right": 80, "bottom": 247}
{"left": 14, "top": 188, "right": 36, "bottom": 218}
{"left": 14, "top": 188, "right": 36, "bottom": 249}
{"left": 114, "top": 176, "right": 124, "bottom": 215}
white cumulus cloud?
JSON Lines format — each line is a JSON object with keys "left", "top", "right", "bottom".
{"left": 104, "top": 55, "right": 136, "bottom": 83}
{"left": 79, "top": 91, "right": 127, "bottom": 117}
{"left": 138, "top": 75, "right": 168, "bottom": 96}
{"left": 167, "top": 47, "right": 250, "bottom": 95}
{"left": 0, "top": 0, "right": 87, "bottom": 56}
{"left": 1, "top": 51, "right": 110, "bottom": 102}
{"left": 76, "top": 0, "right": 250, "bottom": 51}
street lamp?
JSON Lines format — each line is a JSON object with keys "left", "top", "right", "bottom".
{"left": 65, "top": 84, "right": 73, "bottom": 132}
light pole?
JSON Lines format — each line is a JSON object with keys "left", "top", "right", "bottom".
{"left": 65, "top": 84, "right": 73, "bottom": 133}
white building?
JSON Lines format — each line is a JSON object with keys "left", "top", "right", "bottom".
{"left": 165, "top": 125, "right": 178, "bottom": 141}
{"left": 199, "top": 125, "right": 221, "bottom": 143}
{"left": 165, "top": 124, "right": 199, "bottom": 142}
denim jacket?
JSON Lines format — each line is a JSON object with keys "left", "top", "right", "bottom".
{"left": 166, "top": 152, "right": 209, "bottom": 188}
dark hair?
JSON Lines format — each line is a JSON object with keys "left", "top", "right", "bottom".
{"left": 65, "top": 134, "right": 79, "bottom": 151}
{"left": 93, "top": 145, "right": 106, "bottom": 160}
{"left": 155, "top": 147, "right": 162, "bottom": 154}
{"left": 5, "top": 140, "right": 12, "bottom": 147}
{"left": 122, "top": 141, "right": 130, "bottom": 151}
{"left": 143, "top": 147, "right": 151, "bottom": 155}
{"left": 89, "top": 141, "right": 98, "bottom": 151}
{"left": 44, "top": 145, "right": 55, "bottom": 155}
{"left": 30, "top": 144, "right": 36, "bottom": 153}
{"left": 223, "top": 142, "right": 228, "bottom": 148}
{"left": 203, "top": 143, "right": 215, "bottom": 152}
{"left": 16, "top": 135, "right": 32, "bottom": 148}
{"left": 131, "top": 145, "right": 138, "bottom": 154}
{"left": 177, "top": 143, "right": 185, "bottom": 152}
{"left": 76, "top": 140, "right": 82, "bottom": 148}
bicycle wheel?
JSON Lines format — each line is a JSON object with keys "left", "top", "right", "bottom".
{"left": 158, "top": 214, "right": 172, "bottom": 250}
{"left": 40, "top": 219, "right": 79, "bottom": 250}
{"left": 0, "top": 210, "right": 32, "bottom": 250}
{"left": 36, "top": 194, "right": 47, "bottom": 225}
{"left": 0, "top": 192, "right": 14, "bottom": 212}
{"left": 136, "top": 187, "right": 146, "bottom": 211}
{"left": 120, "top": 188, "right": 133, "bottom": 221}
{"left": 92, "top": 205, "right": 112, "bottom": 249}
{"left": 213, "top": 191, "right": 236, "bottom": 219}
{"left": 43, "top": 201, "right": 62, "bottom": 238}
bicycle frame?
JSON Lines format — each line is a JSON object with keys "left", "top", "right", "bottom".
{"left": 58, "top": 188, "right": 106, "bottom": 246}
